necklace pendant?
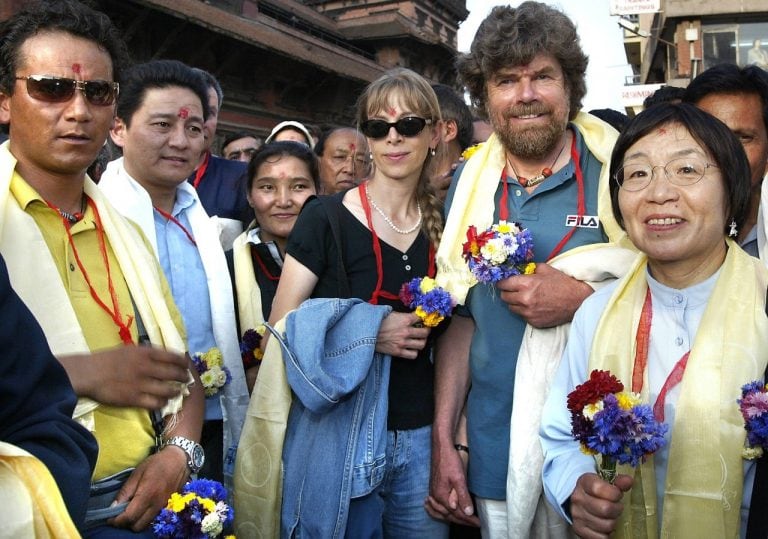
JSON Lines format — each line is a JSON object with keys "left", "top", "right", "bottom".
{"left": 525, "top": 174, "right": 547, "bottom": 188}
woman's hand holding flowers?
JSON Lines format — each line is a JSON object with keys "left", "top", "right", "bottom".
{"left": 375, "top": 311, "right": 429, "bottom": 359}
{"left": 569, "top": 473, "right": 634, "bottom": 539}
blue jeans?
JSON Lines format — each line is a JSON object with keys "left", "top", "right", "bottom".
{"left": 346, "top": 425, "right": 448, "bottom": 539}
{"left": 84, "top": 526, "right": 155, "bottom": 538}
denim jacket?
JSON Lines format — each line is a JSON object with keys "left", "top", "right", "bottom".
{"left": 277, "top": 297, "right": 392, "bottom": 539}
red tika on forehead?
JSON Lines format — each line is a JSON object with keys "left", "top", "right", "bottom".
{"left": 658, "top": 127, "right": 667, "bottom": 135}
{"left": 178, "top": 107, "right": 189, "bottom": 119}
{"left": 349, "top": 143, "right": 356, "bottom": 151}
{"left": 387, "top": 106, "right": 397, "bottom": 116}
{"left": 71, "top": 63, "right": 82, "bottom": 74}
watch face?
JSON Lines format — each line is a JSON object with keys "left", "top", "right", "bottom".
{"left": 192, "top": 445, "right": 205, "bottom": 469}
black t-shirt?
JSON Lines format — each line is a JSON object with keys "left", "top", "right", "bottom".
{"left": 286, "top": 195, "right": 435, "bottom": 430}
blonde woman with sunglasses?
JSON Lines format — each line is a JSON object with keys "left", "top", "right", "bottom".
{"left": 267, "top": 68, "right": 447, "bottom": 538}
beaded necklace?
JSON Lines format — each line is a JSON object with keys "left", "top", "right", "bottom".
{"left": 506, "top": 138, "right": 567, "bottom": 188}
{"left": 364, "top": 181, "right": 422, "bottom": 235}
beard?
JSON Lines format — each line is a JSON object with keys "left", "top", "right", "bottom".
{"left": 491, "top": 103, "right": 569, "bottom": 160}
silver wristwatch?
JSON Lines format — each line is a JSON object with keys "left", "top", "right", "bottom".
{"left": 164, "top": 436, "right": 205, "bottom": 474}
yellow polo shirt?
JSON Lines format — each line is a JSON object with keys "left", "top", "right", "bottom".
{"left": 10, "top": 172, "right": 186, "bottom": 480}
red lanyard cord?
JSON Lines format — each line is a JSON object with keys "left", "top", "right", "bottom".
{"left": 154, "top": 206, "right": 197, "bottom": 246}
{"left": 192, "top": 152, "right": 210, "bottom": 189}
{"left": 499, "top": 133, "right": 584, "bottom": 262}
{"left": 46, "top": 197, "right": 134, "bottom": 345}
{"left": 251, "top": 247, "right": 280, "bottom": 282}
{"left": 357, "top": 182, "right": 435, "bottom": 305}
{"left": 632, "top": 287, "right": 690, "bottom": 422}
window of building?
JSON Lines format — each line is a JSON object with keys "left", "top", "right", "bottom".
{"left": 702, "top": 21, "right": 768, "bottom": 70}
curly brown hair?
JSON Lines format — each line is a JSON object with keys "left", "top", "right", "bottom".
{"left": 457, "top": 2, "right": 587, "bottom": 121}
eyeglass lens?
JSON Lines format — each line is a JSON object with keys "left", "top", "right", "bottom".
{"left": 360, "top": 117, "right": 429, "bottom": 139}
{"left": 617, "top": 157, "right": 710, "bottom": 191}
{"left": 20, "top": 76, "right": 118, "bottom": 106}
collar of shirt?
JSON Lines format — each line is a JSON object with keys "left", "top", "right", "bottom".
{"left": 645, "top": 265, "right": 720, "bottom": 310}
{"left": 245, "top": 227, "right": 284, "bottom": 269}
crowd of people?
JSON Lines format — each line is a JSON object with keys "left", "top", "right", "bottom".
{"left": 3, "top": 0, "right": 768, "bottom": 538}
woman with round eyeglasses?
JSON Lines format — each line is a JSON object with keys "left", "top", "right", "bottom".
{"left": 540, "top": 103, "right": 768, "bottom": 538}
{"left": 268, "top": 68, "right": 447, "bottom": 537}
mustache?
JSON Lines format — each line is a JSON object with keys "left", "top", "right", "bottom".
{"left": 503, "top": 104, "right": 551, "bottom": 119}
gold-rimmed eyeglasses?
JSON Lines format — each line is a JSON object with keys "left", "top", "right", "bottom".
{"left": 615, "top": 157, "right": 719, "bottom": 192}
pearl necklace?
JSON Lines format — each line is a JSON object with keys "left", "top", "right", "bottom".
{"left": 364, "top": 182, "right": 422, "bottom": 235}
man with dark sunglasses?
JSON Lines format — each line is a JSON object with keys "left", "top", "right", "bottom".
{"left": 429, "top": 2, "right": 627, "bottom": 537}
{"left": 0, "top": 1, "right": 204, "bottom": 537}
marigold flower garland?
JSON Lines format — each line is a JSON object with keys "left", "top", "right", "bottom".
{"left": 462, "top": 220, "right": 535, "bottom": 284}
{"left": 738, "top": 380, "right": 768, "bottom": 459}
{"left": 152, "top": 478, "right": 235, "bottom": 538}
{"left": 567, "top": 369, "right": 668, "bottom": 483}
{"left": 399, "top": 276, "right": 455, "bottom": 327}
{"left": 191, "top": 347, "right": 231, "bottom": 397}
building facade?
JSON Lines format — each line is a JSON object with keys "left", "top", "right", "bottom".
{"left": 623, "top": 0, "right": 768, "bottom": 91}
{"left": 1, "top": 0, "right": 467, "bottom": 148}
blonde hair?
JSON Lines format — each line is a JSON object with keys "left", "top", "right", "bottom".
{"left": 356, "top": 68, "right": 445, "bottom": 248}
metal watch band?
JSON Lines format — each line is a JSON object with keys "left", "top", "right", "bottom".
{"left": 164, "top": 435, "right": 204, "bottom": 473}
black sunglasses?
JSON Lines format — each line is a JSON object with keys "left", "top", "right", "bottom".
{"left": 15, "top": 75, "right": 119, "bottom": 106}
{"left": 360, "top": 116, "right": 432, "bottom": 139}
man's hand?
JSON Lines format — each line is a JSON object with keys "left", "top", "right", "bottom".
{"left": 110, "top": 446, "right": 189, "bottom": 531}
{"left": 569, "top": 473, "right": 634, "bottom": 539}
{"left": 497, "top": 262, "right": 593, "bottom": 328}
{"left": 375, "top": 311, "right": 430, "bottom": 359}
{"left": 426, "top": 442, "right": 480, "bottom": 527}
{"left": 60, "top": 345, "right": 189, "bottom": 409}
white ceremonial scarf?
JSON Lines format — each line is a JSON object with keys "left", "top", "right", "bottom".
{"left": 99, "top": 158, "right": 249, "bottom": 448}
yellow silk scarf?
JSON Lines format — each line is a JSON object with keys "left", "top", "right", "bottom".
{"left": 0, "top": 442, "right": 79, "bottom": 538}
{"left": 233, "top": 317, "right": 291, "bottom": 538}
{"left": 232, "top": 226, "right": 264, "bottom": 333}
{"left": 589, "top": 241, "right": 768, "bottom": 538}
{"left": 0, "top": 143, "right": 189, "bottom": 431}
{"left": 435, "top": 112, "right": 627, "bottom": 304}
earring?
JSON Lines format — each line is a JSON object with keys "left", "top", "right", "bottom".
{"left": 430, "top": 148, "right": 436, "bottom": 156}
{"left": 728, "top": 219, "right": 738, "bottom": 238}
{"left": 369, "top": 152, "right": 373, "bottom": 161}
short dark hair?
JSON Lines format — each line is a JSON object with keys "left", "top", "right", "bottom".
{"left": 431, "top": 83, "right": 473, "bottom": 150}
{"left": 247, "top": 141, "right": 320, "bottom": 192}
{"left": 457, "top": 2, "right": 587, "bottom": 120}
{"left": 609, "top": 102, "right": 751, "bottom": 234}
{"left": 116, "top": 59, "right": 210, "bottom": 127}
{"left": 643, "top": 85, "right": 685, "bottom": 109}
{"left": 0, "top": 0, "right": 129, "bottom": 94}
{"left": 313, "top": 125, "right": 359, "bottom": 158}
{"left": 192, "top": 67, "right": 223, "bottom": 107}
{"left": 222, "top": 130, "right": 262, "bottom": 150}
{"left": 588, "top": 108, "right": 629, "bottom": 132}
{"left": 683, "top": 63, "right": 768, "bottom": 135}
